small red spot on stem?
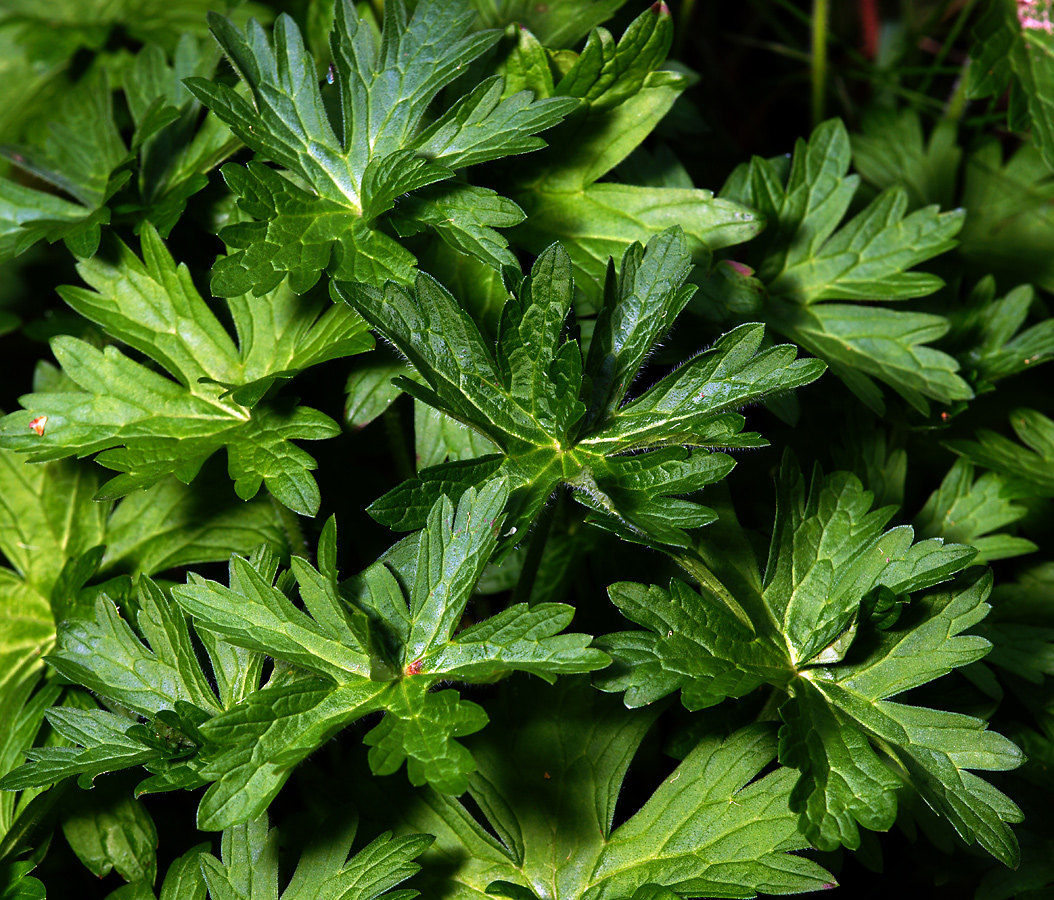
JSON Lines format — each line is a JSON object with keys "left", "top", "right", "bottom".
{"left": 29, "top": 415, "right": 47, "bottom": 436}
{"left": 543, "top": 771, "right": 551, "bottom": 779}
{"left": 405, "top": 658, "right": 424, "bottom": 675}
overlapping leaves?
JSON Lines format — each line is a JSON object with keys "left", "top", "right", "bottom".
{"left": 0, "top": 447, "right": 284, "bottom": 867}
{"left": 943, "top": 277, "right": 1054, "bottom": 393}
{"left": 947, "top": 409, "right": 1054, "bottom": 499}
{"left": 0, "top": 35, "right": 239, "bottom": 260}
{"left": 502, "top": 4, "right": 762, "bottom": 302}
{"left": 597, "top": 457, "right": 1023, "bottom": 864}
{"left": 349, "top": 677, "right": 835, "bottom": 900}
{"left": 968, "top": 0, "right": 1054, "bottom": 174}
{"left": 188, "top": 0, "right": 576, "bottom": 297}
{"left": 101, "top": 809, "right": 431, "bottom": 900}
{"left": 913, "top": 458, "right": 1036, "bottom": 564}
{"left": 0, "top": 225, "right": 371, "bottom": 515}
{"left": 1, "top": 480, "right": 606, "bottom": 830}
{"left": 198, "top": 812, "right": 431, "bottom": 900}
{"left": 339, "top": 226, "right": 825, "bottom": 550}
{"left": 712, "top": 118, "right": 971, "bottom": 414}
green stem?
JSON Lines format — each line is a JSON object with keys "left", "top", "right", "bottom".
{"left": 944, "top": 61, "right": 971, "bottom": 123}
{"left": 673, "top": 0, "right": 697, "bottom": 59}
{"left": 270, "top": 493, "right": 308, "bottom": 560}
{"left": 755, "top": 685, "right": 787, "bottom": 723}
{"left": 917, "top": 0, "right": 979, "bottom": 98}
{"left": 811, "top": 0, "right": 829, "bottom": 126}
{"left": 512, "top": 490, "right": 562, "bottom": 607}
{"left": 384, "top": 404, "right": 415, "bottom": 483}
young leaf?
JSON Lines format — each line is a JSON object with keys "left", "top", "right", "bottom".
{"left": 186, "top": 0, "right": 576, "bottom": 297}
{"left": 598, "top": 458, "right": 1022, "bottom": 863}
{"left": 348, "top": 677, "right": 835, "bottom": 899}
{"left": 716, "top": 118, "right": 970, "bottom": 414}
{"left": 338, "top": 227, "right": 825, "bottom": 550}
{"left": 506, "top": 5, "right": 761, "bottom": 300}
{"left": 0, "top": 225, "right": 371, "bottom": 514}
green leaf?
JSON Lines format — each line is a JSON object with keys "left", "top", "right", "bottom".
{"left": 339, "top": 227, "right": 824, "bottom": 550}
{"left": 717, "top": 118, "right": 970, "bottom": 414}
{"left": 913, "top": 458, "right": 1036, "bottom": 564}
{"left": 471, "top": 0, "right": 631, "bottom": 48}
{"left": 0, "top": 568, "right": 266, "bottom": 797}
{"left": 763, "top": 458, "right": 977, "bottom": 668}
{"left": 945, "top": 277, "right": 1054, "bottom": 390}
{"left": 0, "top": 450, "right": 106, "bottom": 601}
{"left": 348, "top": 677, "right": 835, "bottom": 899}
{"left": 344, "top": 357, "right": 409, "bottom": 429}
{"left": 777, "top": 678, "right": 899, "bottom": 853}
{"left": 124, "top": 35, "right": 241, "bottom": 236}
{"left": 188, "top": 0, "right": 575, "bottom": 297}
{"left": 976, "top": 563, "right": 1054, "bottom": 684}
{"left": 851, "top": 107, "right": 961, "bottom": 211}
{"left": 947, "top": 408, "right": 1054, "bottom": 497}
{"left": 61, "top": 776, "right": 157, "bottom": 884}
{"left": 99, "top": 469, "right": 290, "bottom": 577}
{"left": 0, "top": 70, "right": 127, "bottom": 258}
{"left": 194, "top": 680, "right": 384, "bottom": 831}
{"left": 0, "top": 859, "right": 45, "bottom": 900}
{"left": 157, "top": 844, "right": 208, "bottom": 900}
{"left": 163, "top": 483, "right": 605, "bottom": 825}
{"left": 199, "top": 811, "right": 430, "bottom": 900}
{"left": 595, "top": 580, "right": 783, "bottom": 710}
{"left": 506, "top": 6, "right": 761, "bottom": 301}
{"left": 0, "top": 226, "right": 370, "bottom": 514}
{"left": 600, "top": 458, "right": 1021, "bottom": 862}
{"left": 967, "top": 0, "right": 1054, "bottom": 173}
{"left": 957, "top": 140, "right": 1054, "bottom": 294}
{"left": 0, "top": 35, "right": 242, "bottom": 255}
{"left": 364, "top": 681, "right": 488, "bottom": 795}
{"left": 765, "top": 299, "right": 972, "bottom": 416}
{"left": 1, "top": 707, "right": 173, "bottom": 790}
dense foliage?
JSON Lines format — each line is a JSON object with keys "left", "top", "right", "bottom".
{"left": 1, "top": 0, "right": 1053, "bottom": 897}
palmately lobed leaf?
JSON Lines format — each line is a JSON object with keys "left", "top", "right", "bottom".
{"left": 599, "top": 457, "right": 1023, "bottom": 864}
{"left": 340, "top": 226, "right": 825, "bottom": 551}
{"left": 345, "top": 677, "right": 835, "bottom": 900}
{"left": 504, "top": 3, "right": 763, "bottom": 303}
{"left": 187, "top": 0, "right": 577, "bottom": 297}
{"left": 714, "top": 118, "right": 971, "bottom": 415}
{"left": 0, "top": 225, "right": 371, "bottom": 515}
{"left": 106, "top": 481, "right": 606, "bottom": 827}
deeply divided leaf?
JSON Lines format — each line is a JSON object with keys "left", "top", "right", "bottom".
{"left": 339, "top": 227, "right": 825, "bottom": 550}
